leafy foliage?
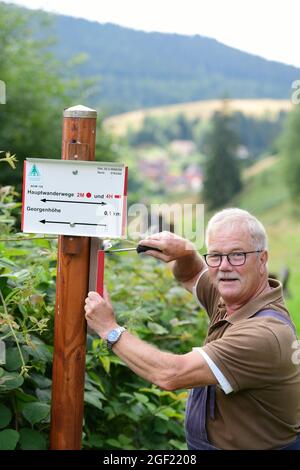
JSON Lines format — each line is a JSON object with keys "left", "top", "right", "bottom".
{"left": 231, "top": 111, "right": 287, "bottom": 159}
{"left": 0, "top": 180, "right": 208, "bottom": 450}
{"left": 127, "top": 114, "right": 198, "bottom": 147}
{"left": 0, "top": 152, "right": 17, "bottom": 169}
{"left": 83, "top": 252, "right": 208, "bottom": 450}
{"left": 126, "top": 112, "right": 286, "bottom": 160}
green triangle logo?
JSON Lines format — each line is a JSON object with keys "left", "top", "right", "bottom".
{"left": 29, "top": 164, "right": 40, "bottom": 177}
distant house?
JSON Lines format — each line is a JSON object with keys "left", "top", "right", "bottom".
{"left": 138, "top": 157, "right": 168, "bottom": 181}
{"left": 137, "top": 149, "right": 203, "bottom": 193}
{"left": 183, "top": 165, "right": 203, "bottom": 191}
{"left": 164, "top": 173, "right": 186, "bottom": 192}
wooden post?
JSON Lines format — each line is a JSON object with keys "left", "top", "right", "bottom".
{"left": 50, "top": 105, "right": 97, "bottom": 450}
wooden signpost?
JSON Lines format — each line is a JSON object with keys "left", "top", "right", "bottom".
{"left": 50, "top": 105, "right": 97, "bottom": 450}
{"left": 21, "top": 105, "right": 128, "bottom": 449}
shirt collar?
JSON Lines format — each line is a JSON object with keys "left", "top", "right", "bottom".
{"left": 217, "top": 278, "right": 284, "bottom": 325}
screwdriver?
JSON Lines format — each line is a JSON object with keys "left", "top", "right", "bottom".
{"left": 96, "top": 244, "right": 163, "bottom": 295}
{"left": 105, "top": 245, "right": 163, "bottom": 254}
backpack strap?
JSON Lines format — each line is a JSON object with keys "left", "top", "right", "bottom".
{"left": 255, "top": 309, "right": 296, "bottom": 334}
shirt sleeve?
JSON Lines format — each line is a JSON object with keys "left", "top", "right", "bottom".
{"left": 193, "top": 347, "right": 234, "bottom": 394}
{"left": 192, "top": 269, "right": 220, "bottom": 317}
{"left": 192, "top": 269, "right": 208, "bottom": 309}
{"left": 202, "top": 321, "right": 282, "bottom": 392}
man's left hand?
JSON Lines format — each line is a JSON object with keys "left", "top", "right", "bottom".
{"left": 84, "top": 288, "right": 118, "bottom": 338}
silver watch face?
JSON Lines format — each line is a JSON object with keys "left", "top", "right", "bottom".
{"left": 107, "top": 329, "right": 120, "bottom": 343}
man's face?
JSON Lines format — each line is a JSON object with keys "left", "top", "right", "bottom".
{"left": 207, "top": 223, "right": 268, "bottom": 305}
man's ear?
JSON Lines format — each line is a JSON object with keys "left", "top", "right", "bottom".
{"left": 259, "top": 250, "right": 268, "bottom": 274}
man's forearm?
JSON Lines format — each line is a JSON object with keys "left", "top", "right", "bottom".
{"left": 112, "top": 331, "right": 178, "bottom": 389}
{"left": 111, "top": 330, "right": 217, "bottom": 391}
{"left": 172, "top": 252, "right": 204, "bottom": 282}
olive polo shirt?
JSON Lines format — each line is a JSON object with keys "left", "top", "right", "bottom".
{"left": 194, "top": 271, "right": 300, "bottom": 450}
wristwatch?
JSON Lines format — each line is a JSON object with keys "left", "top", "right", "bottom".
{"left": 106, "top": 326, "right": 126, "bottom": 350}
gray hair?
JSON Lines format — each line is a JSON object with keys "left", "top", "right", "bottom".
{"left": 206, "top": 208, "right": 268, "bottom": 250}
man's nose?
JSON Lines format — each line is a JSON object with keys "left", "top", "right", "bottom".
{"left": 219, "top": 255, "right": 233, "bottom": 270}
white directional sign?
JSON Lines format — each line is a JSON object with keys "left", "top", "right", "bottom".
{"left": 22, "top": 159, "right": 128, "bottom": 237}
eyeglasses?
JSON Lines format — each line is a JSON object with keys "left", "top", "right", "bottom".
{"left": 203, "top": 250, "right": 263, "bottom": 267}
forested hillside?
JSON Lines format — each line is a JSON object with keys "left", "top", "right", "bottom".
{"left": 50, "top": 15, "right": 300, "bottom": 113}
{"left": 2, "top": 2, "right": 299, "bottom": 113}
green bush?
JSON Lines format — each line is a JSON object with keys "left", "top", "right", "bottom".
{"left": 0, "top": 182, "right": 208, "bottom": 450}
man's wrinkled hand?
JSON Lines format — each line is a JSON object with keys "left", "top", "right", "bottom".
{"left": 84, "top": 288, "right": 118, "bottom": 338}
{"left": 138, "top": 231, "right": 196, "bottom": 262}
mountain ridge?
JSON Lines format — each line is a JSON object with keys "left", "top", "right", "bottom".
{"left": 3, "top": 2, "right": 300, "bottom": 114}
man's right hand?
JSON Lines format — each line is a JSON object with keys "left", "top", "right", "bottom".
{"left": 138, "top": 231, "right": 197, "bottom": 263}
{"left": 139, "top": 231, "right": 205, "bottom": 291}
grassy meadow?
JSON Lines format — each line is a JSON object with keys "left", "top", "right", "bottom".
{"left": 105, "top": 99, "right": 292, "bottom": 136}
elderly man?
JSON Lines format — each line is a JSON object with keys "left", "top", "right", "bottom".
{"left": 85, "top": 208, "right": 300, "bottom": 450}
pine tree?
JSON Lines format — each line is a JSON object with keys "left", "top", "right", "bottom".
{"left": 203, "top": 107, "right": 242, "bottom": 209}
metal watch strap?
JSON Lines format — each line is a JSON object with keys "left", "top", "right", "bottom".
{"left": 107, "top": 326, "right": 126, "bottom": 350}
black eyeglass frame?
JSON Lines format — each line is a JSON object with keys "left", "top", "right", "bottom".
{"left": 203, "top": 250, "right": 263, "bottom": 267}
